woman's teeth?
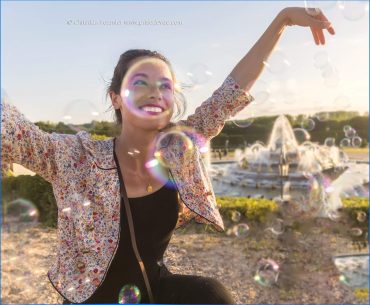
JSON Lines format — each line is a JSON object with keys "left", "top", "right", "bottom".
{"left": 140, "top": 106, "right": 163, "bottom": 113}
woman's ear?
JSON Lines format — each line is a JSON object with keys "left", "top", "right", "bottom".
{"left": 110, "top": 91, "right": 122, "bottom": 110}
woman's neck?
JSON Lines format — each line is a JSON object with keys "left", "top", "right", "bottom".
{"left": 115, "top": 126, "right": 159, "bottom": 171}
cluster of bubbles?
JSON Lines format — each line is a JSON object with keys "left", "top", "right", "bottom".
{"left": 118, "top": 285, "right": 141, "bottom": 304}
{"left": 225, "top": 210, "right": 250, "bottom": 237}
{"left": 307, "top": 1, "right": 367, "bottom": 90}
{"left": 294, "top": 118, "right": 362, "bottom": 152}
{"left": 347, "top": 210, "right": 368, "bottom": 239}
{"left": 338, "top": 125, "right": 362, "bottom": 148}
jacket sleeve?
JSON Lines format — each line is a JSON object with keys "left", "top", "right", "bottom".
{"left": 179, "top": 75, "right": 254, "bottom": 140}
{"left": 1, "top": 102, "right": 65, "bottom": 183}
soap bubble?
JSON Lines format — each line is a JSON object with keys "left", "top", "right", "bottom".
{"left": 340, "top": 138, "right": 351, "bottom": 148}
{"left": 352, "top": 136, "right": 362, "bottom": 148}
{"left": 155, "top": 132, "right": 192, "bottom": 163}
{"left": 152, "top": 127, "right": 195, "bottom": 171}
{"left": 254, "top": 258, "right": 280, "bottom": 287}
{"left": 4, "top": 198, "right": 39, "bottom": 233}
{"left": 356, "top": 211, "right": 367, "bottom": 222}
{"left": 305, "top": 1, "right": 338, "bottom": 15}
{"left": 230, "top": 104, "right": 256, "bottom": 128}
{"left": 328, "top": 209, "right": 342, "bottom": 221}
{"left": 321, "top": 65, "right": 341, "bottom": 88}
{"left": 300, "top": 118, "right": 315, "bottom": 131}
{"left": 118, "top": 285, "right": 141, "bottom": 304}
{"left": 230, "top": 210, "right": 242, "bottom": 222}
{"left": 293, "top": 128, "right": 311, "bottom": 144}
{"left": 232, "top": 223, "right": 250, "bottom": 237}
{"left": 345, "top": 128, "right": 357, "bottom": 138}
{"left": 265, "top": 218, "right": 285, "bottom": 235}
{"left": 339, "top": 0, "right": 367, "bottom": 21}
{"left": 186, "top": 63, "right": 213, "bottom": 85}
{"left": 62, "top": 99, "right": 102, "bottom": 133}
{"left": 315, "top": 112, "right": 330, "bottom": 122}
{"left": 150, "top": 135, "right": 191, "bottom": 187}
{"left": 349, "top": 228, "right": 363, "bottom": 237}
{"left": 343, "top": 125, "right": 352, "bottom": 133}
{"left": 251, "top": 80, "right": 271, "bottom": 104}
{"left": 232, "top": 117, "right": 254, "bottom": 128}
{"left": 313, "top": 51, "right": 330, "bottom": 69}
{"left": 324, "top": 137, "right": 336, "bottom": 147}
{"left": 263, "top": 50, "right": 291, "bottom": 74}
{"left": 225, "top": 228, "right": 234, "bottom": 236}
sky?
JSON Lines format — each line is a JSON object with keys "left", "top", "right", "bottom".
{"left": 1, "top": 0, "right": 369, "bottom": 124}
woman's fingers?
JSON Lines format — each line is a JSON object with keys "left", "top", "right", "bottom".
{"left": 317, "top": 29, "right": 325, "bottom": 44}
{"left": 327, "top": 26, "right": 335, "bottom": 35}
{"left": 310, "top": 27, "right": 320, "bottom": 45}
{"left": 316, "top": 11, "right": 336, "bottom": 35}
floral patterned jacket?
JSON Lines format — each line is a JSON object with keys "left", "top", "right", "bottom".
{"left": 1, "top": 75, "right": 253, "bottom": 303}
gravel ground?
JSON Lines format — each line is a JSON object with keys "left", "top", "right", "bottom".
{"left": 1, "top": 219, "right": 368, "bottom": 304}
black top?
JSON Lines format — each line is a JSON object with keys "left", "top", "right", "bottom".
{"left": 82, "top": 179, "right": 179, "bottom": 304}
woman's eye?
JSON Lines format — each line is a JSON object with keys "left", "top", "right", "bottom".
{"left": 160, "top": 83, "right": 172, "bottom": 90}
{"left": 134, "top": 80, "right": 147, "bottom": 86}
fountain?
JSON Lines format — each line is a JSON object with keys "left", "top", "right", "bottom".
{"left": 209, "top": 115, "right": 368, "bottom": 215}
{"left": 233, "top": 115, "right": 348, "bottom": 190}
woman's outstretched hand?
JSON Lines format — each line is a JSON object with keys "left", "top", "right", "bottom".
{"left": 281, "top": 7, "right": 336, "bottom": 45}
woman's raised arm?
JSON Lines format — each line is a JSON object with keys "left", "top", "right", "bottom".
{"left": 1, "top": 101, "right": 74, "bottom": 184}
{"left": 181, "top": 7, "right": 335, "bottom": 140}
{"left": 230, "top": 7, "right": 335, "bottom": 91}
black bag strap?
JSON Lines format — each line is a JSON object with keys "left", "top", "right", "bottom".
{"left": 120, "top": 183, "right": 155, "bottom": 303}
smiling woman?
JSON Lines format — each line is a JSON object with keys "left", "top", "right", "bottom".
{"left": 107, "top": 50, "right": 185, "bottom": 127}
{"left": 1, "top": 6, "right": 336, "bottom": 305}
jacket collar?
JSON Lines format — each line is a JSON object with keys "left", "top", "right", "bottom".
{"left": 77, "top": 131, "right": 117, "bottom": 170}
{"left": 76, "top": 122, "right": 177, "bottom": 170}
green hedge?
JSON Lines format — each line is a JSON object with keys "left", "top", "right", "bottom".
{"left": 217, "top": 196, "right": 278, "bottom": 223}
{"left": 2, "top": 175, "right": 57, "bottom": 228}
{"left": 2, "top": 175, "right": 368, "bottom": 230}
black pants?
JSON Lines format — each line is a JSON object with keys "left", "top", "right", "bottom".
{"left": 155, "top": 273, "right": 235, "bottom": 304}
{"left": 62, "top": 272, "right": 235, "bottom": 304}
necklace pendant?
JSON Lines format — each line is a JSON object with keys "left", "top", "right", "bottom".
{"left": 147, "top": 184, "right": 153, "bottom": 193}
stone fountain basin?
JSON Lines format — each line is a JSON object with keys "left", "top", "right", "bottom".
{"left": 332, "top": 253, "right": 369, "bottom": 288}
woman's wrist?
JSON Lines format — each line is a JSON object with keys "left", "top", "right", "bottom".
{"left": 278, "top": 7, "right": 293, "bottom": 26}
